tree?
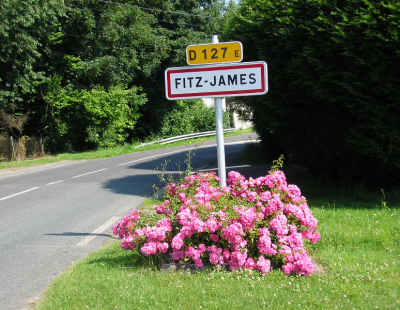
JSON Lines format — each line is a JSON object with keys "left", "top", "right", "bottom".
{"left": 0, "top": 0, "right": 66, "bottom": 106}
{"left": 227, "top": 0, "right": 400, "bottom": 188}
{"left": 1, "top": 0, "right": 231, "bottom": 150}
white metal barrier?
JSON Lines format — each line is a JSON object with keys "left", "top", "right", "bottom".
{"left": 134, "top": 128, "right": 235, "bottom": 148}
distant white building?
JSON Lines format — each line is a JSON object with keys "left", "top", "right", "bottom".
{"left": 202, "top": 98, "right": 252, "bottom": 130}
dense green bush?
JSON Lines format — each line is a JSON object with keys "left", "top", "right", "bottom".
{"left": 227, "top": 0, "right": 400, "bottom": 188}
{"left": 160, "top": 99, "right": 229, "bottom": 138}
{"left": 43, "top": 75, "right": 146, "bottom": 150}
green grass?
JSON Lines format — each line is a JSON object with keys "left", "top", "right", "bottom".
{"left": 0, "top": 128, "right": 255, "bottom": 171}
{"left": 34, "top": 207, "right": 400, "bottom": 310}
{"left": 34, "top": 191, "right": 400, "bottom": 309}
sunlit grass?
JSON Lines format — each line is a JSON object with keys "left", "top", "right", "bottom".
{"left": 35, "top": 208, "right": 400, "bottom": 309}
{"left": 35, "top": 191, "right": 400, "bottom": 310}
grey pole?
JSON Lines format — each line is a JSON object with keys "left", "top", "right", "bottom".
{"left": 212, "top": 35, "right": 227, "bottom": 187}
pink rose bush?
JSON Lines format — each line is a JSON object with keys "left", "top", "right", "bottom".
{"left": 112, "top": 170, "right": 320, "bottom": 276}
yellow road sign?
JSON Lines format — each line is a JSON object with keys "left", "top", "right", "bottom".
{"left": 186, "top": 41, "right": 243, "bottom": 65}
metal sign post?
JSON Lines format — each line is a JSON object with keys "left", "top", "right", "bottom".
{"left": 212, "top": 35, "right": 227, "bottom": 187}
{"left": 165, "top": 35, "right": 268, "bottom": 187}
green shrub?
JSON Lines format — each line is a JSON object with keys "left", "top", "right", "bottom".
{"left": 160, "top": 99, "right": 228, "bottom": 138}
{"left": 43, "top": 75, "right": 146, "bottom": 150}
{"left": 227, "top": 0, "right": 400, "bottom": 188}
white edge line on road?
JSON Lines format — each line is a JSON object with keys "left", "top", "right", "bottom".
{"left": 0, "top": 187, "right": 39, "bottom": 202}
{"left": 222, "top": 139, "right": 260, "bottom": 146}
{"left": 117, "top": 140, "right": 260, "bottom": 167}
{"left": 46, "top": 180, "right": 64, "bottom": 185}
{"left": 71, "top": 168, "right": 108, "bottom": 179}
{"left": 77, "top": 216, "right": 120, "bottom": 246}
{"left": 118, "top": 149, "right": 186, "bottom": 166}
{"left": 197, "top": 140, "right": 260, "bottom": 148}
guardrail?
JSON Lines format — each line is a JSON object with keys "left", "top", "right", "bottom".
{"left": 134, "top": 128, "right": 236, "bottom": 148}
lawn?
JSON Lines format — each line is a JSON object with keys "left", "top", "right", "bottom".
{"left": 34, "top": 168, "right": 400, "bottom": 310}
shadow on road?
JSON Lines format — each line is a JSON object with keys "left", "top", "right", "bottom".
{"left": 101, "top": 142, "right": 264, "bottom": 197}
{"left": 101, "top": 147, "right": 207, "bottom": 197}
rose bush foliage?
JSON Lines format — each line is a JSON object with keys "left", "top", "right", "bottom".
{"left": 113, "top": 170, "right": 320, "bottom": 275}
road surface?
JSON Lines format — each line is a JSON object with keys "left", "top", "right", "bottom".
{"left": 0, "top": 133, "right": 257, "bottom": 310}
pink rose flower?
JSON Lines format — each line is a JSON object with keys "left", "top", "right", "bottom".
{"left": 140, "top": 242, "right": 157, "bottom": 256}
{"left": 171, "top": 249, "right": 184, "bottom": 260}
{"left": 171, "top": 234, "right": 184, "bottom": 250}
{"left": 205, "top": 218, "right": 218, "bottom": 233}
{"left": 282, "top": 263, "right": 295, "bottom": 275}
{"left": 194, "top": 259, "right": 203, "bottom": 268}
{"left": 256, "top": 256, "right": 271, "bottom": 274}
{"left": 209, "top": 253, "right": 219, "bottom": 265}
{"left": 244, "top": 257, "right": 255, "bottom": 269}
{"left": 158, "top": 242, "right": 169, "bottom": 253}
{"left": 155, "top": 204, "right": 165, "bottom": 214}
{"left": 210, "top": 234, "right": 219, "bottom": 242}
{"left": 260, "top": 191, "right": 272, "bottom": 202}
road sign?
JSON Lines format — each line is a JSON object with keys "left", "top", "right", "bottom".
{"left": 165, "top": 61, "right": 268, "bottom": 100}
{"left": 186, "top": 42, "right": 243, "bottom": 65}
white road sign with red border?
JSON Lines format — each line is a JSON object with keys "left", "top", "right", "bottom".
{"left": 165, "top": 61, "right": 268, "bottom": 100}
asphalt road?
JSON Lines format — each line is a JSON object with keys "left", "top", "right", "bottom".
{"left": 0, "top": 133, "right": 257, "bottom": 310}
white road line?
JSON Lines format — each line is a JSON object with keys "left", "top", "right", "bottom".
{"left": 118, "top": 149, "right": 186, "bottom": 166}
{"left": 200, "top": 164, "right": 251, "bottom": 172}
{"left": 0, "top": 187, "right": 39, "bottom": 202}
{"left": 46, "top": 180, "right": 64, "bottom": 185}
{"left": 77, "top": 217, "right": 120, "bottom": 246}
{"left": 71, "top": 168, "right": 108, "bottom": 179}
{"left": 224, "top": 139, "right": 260, "bottom": 145}
{"left": 197, "top": 140, "right": 260, "bottom": 148}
